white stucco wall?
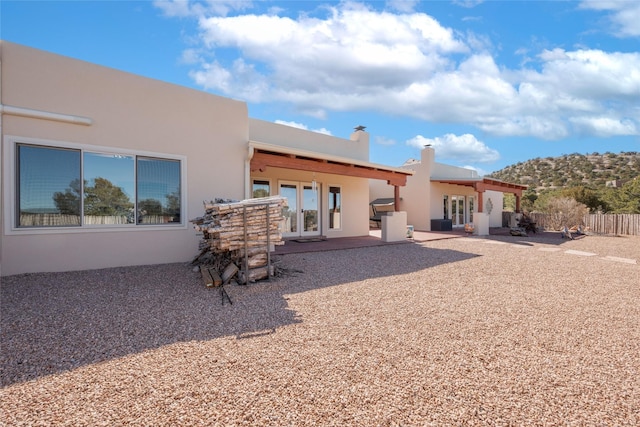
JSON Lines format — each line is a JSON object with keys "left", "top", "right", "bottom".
{"left": 431, "top": 162, "right": 479, "bottom": 179}
{"left": 249, "top": 118, "right": 369, "bottom": 161}
{"left": 484, "top": 190, "right": 504, "bottom": 227}
{"left": 399, "top": 149, "right": 432, "bottom": 231}
{"left": 1, "top": 41, "right": 248, "bottom": 275}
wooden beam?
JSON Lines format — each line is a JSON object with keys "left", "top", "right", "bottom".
{"left": 475, "top": 182, "right": 523, "bottom": 197}
{"left": 251, "top": 151, "right": 408, "bottom": 186}
{"left": 394, "top": 186, "right": 400, "bottom": 211}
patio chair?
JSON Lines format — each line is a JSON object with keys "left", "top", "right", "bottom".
{"left": 369, "top": 198, "right": 394, "bottom": 229}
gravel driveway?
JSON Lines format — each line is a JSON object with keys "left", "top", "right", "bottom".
{"left": 1, "top": 234, "right": 638, "bottom": 425}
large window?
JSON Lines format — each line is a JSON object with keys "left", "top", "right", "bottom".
{"left": 15, "top": 143, "right": 182, "bottom": 228}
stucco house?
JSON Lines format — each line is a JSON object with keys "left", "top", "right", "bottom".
{"left": 370, "top": 145, "right": 527, "bottom": 235}
{"left": 1, "top": 41, "right": 412, "bottom": 276}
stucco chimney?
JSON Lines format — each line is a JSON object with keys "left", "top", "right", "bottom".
{"left": 421, "top": 145, "right": 435, "bottom": 168}
{"left": 349, "top": 125, "right": 370, "bottom": 160}
{"left": 350, "top": 125, "right": 366, "bottom": 140}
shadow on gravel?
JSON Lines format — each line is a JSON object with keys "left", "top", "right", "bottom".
{"left": 486, "top": 228, "right": 591, "bottom": 246}
{"left": 1, "top": 244, "right": 477, "bottom": 386}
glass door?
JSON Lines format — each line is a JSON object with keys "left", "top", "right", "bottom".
{"left": 301, "top": 184, "right": 320, "bottom": 236}
{"left": 279, "top": 183, "right": 298, "bottom": 236}
{"left": 279, "top": 181, "right": 321, "bottom": 238}
{"left": 452, "top": 195, "right": 465, "bottom": 227}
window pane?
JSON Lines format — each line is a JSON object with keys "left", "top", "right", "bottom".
{"left": 137, "top": 157, "right": 181, "bottom": 224}
{"left": 443, "top": 195, "right": 449, "bottom": 219}
{"left": 84, "top": 152, "right": 135, "bottom": 225}
{"left": 279, "top": 184, "right": 297, "bottom": 233}
{"left": 253, "top": 180, "right": 270, "bottom": 198}
{"left": 17, "top": 144, "right": 81, "bottom": 227}
{"left": 329, "top": 186, "right": 341, "bottom": 229}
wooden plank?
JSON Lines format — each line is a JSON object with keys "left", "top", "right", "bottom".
{"left": 221, "top": 263, "right": 239, "bottom": 284}
{"left": 200, "top": 265, "right": 215, "bottom": 288}
{"left": 209, "top": 268, "right": 222, "bottom": 287}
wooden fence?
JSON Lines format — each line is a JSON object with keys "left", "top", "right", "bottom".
{"left": 504, "top": 212, "right": 640, "bottom": 236}
{"left": 582, "top": 214, "right": 640, "bottom": 236}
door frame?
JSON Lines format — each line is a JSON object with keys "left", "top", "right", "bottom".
{"left": 278, "top": 180, "right": 321, "bottom": 238}
{"left": 449, "top": 194, "right": 475, "bottom": 227}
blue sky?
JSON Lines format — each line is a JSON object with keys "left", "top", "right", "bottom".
{"left": 2, "top": 0, "right": 639, "bottom": 175}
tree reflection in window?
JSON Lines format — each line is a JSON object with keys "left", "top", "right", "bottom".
{"left": 16, "top": 144, "right": 181, "bottom": 228}
{"left": 83, "top": 152, "right": 135, "bottom": 224}
{"left": 137, "top": 157, "right": 181, "bottom": 224}
{"left": 17, "top": 144, "right": 81, "bottom": 226}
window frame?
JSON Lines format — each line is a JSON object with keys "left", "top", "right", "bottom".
{"left": 328, "top": 184, "right": 342, "bottom": 231}
{"left": 251, "top": 178, "right": 271, "bottom": 198}
{"left": 4, "top": 135, "right": 187, "bottom": 235}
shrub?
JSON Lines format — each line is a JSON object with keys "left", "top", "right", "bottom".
{"left": 543, "top": 197, "right": 589, "bottom": 230}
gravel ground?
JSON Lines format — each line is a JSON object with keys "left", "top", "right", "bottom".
{"left": 1, "top": 234, "right": 639, "bottom": 426}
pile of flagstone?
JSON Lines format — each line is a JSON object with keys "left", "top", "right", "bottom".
{"left": 190, "top": 196, "right": 286, "bottom": 285}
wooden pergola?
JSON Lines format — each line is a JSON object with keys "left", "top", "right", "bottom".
{"left": 431, "top": 177, "right": 528, "bottom": 213}
{"left": 249, "top": 142, "right": 413, "bottom": 208}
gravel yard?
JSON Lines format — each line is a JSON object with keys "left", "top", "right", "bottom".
{"left": 1, "top": 234, "right": 639, "bottom": 426}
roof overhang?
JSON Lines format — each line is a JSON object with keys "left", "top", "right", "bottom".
{"left": 431, "top": 177, "right": 528, "bottom": 194}
{"left": 249, "top": 141, "right": 413, "bottom": 186}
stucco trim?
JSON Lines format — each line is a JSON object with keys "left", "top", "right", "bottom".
{"left": 0, "top": 104, "right": 93, "bottom": 126}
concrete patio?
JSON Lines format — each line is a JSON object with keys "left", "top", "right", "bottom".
{"left": 274, "top": 228, "right": 469, "bottom": 255}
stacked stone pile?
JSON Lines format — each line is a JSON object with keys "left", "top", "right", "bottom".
{"left": 190, "top": 196, "right": 286, "bottom": 284}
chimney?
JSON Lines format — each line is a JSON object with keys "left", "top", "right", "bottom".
{"left": 421, "top": 145, "right": 435, "bottom": 168}
{"left": 350, "top": 125, "right": 366, "bottom": 141}
{"left": 349, "top": 125, "right": 369, "bottom": 159}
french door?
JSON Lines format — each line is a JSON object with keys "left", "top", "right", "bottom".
{"left": 451, "top": 195, "right": 465, "bottom": 227}
{"left": 450, "top": 195, "right": 474, "bottom": 227}
{"left": 279, "top": 181, "right": 320, "bottom": 238}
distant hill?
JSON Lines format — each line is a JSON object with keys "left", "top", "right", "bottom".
{"left": 487, "top": 152, "right": 640, "bottom": 190}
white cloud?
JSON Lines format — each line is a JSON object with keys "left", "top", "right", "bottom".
{"left": 189, "top": 58, "right": 269, "bottom": 102}
{"left": 386, "top": 0, "right": 419, "bottom": 13}
{"left": 570, "top": 116, "right": 638, "bottom": 137}
{"left": 161, "top": 1, "right": 640, "bottom": 141}
{"left": 179, "top": 48, "right": 201, "bottom": 65}
{"left": 406, "top": 133, "right": 500, "bottom": 163}
{"left": 154, "top": 0, "right": 253, "bottom": 18}
{"left": 579, "top": 0, "right": 640, "bottom": 37}
{"left": 189, "top": 2, "right": 467, "bottom": 101}
{"left": 453, "top": 0, "right": 485, "bottom": 8}
{"left": 507, "top": 48, "right": 640, "bottom": 138}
